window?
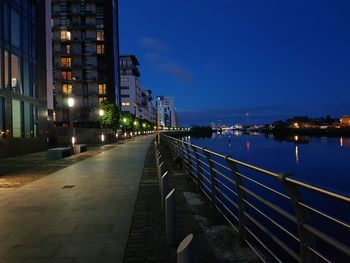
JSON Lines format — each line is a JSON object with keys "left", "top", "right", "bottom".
{"left": 65, "top": 44, "right": 71, "bottom": 54}
{"left": 11, "top": 10, "right": 20, "bottom": 48}
{"left": 62, "top": 84, "right": 72, "bottom": 95}
{"left": 96, "top": 30, "right": 104, "bottom": 41}
{"left": 61, "top": 57, "right": 71, "bottom": 67}
{"left": 121, "top": 77, "right": 128, "bottom": 83}
{"left": 11, "top": 54, "right": 22, "bottom": 94}
{"left": 60, "top": 30, "right": 71, "bottom": 40}
{"left": 98, "top": 83, "right": 106, "bottom": 95}
{"left": 0, "top": 97, "right": 5, "bottom": 136}
{"left": 99, "top": 97, "right": 106, "bottom": 103}
{"left": 122, "top": 102, "right": 130, "bottom": 106}
{"left": 121, "top": 86, "right": 129, "bottom": 90}
{"left": 4, "top": 50, "right": 9, "bottom": 87}
{"left": 96, "top": 44, "right": 104, "bottom": 54}
{"left": 12, "top": 99, "right": 23, "bottom": 138}
{"left": 121, "top": 94, "right": 130, "bottom": 98}
{"left": 61, "top": 71, "right": 72, "bottom": 80}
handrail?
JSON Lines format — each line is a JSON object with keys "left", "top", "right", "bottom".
{"left": 161, "top": 134, "right": 350, "bottom": 262}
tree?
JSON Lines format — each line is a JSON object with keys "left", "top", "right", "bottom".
{"left": 120, "top": 112, "right": 134, "bottom": 131}
{"left": 100, "top": 100, "right": 120, "bottom": 132}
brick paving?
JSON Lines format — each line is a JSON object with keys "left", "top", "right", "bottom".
{"left": 123, "top": 143, "right": 174, "bottom": 263}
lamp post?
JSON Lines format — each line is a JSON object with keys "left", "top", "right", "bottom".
{"left": 67, "top": 97, "right": 75, "bottom": 147}
{"left": 99, "top": 109, "right": 105, "bottom": 144}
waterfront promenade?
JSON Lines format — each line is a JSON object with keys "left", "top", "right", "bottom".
{"left": 0, "top": 135, "right": 154, "bottom": 262}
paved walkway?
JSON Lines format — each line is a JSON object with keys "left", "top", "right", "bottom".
{"left": 0, "top": 135, "right": 154, "bottom": 263}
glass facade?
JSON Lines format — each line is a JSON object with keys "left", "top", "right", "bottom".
{"left": 0, "top": 0, "right": 39, "bottom": 139}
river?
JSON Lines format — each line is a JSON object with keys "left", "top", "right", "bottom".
{"left": 188, "top": 131, "right": 350, "bottom": 194}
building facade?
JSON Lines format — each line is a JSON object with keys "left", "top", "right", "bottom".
{"left": 0, "top": 0, "right": 49, "bottom": 157}
{"left": 139, "top": 89, "right": 156, "bottom": 123}
{"left": 119, "top": 55, "right": 142, "bottom": 117}
{"left": 52, "top": 0, "right": 120, "bottom": 128}
{"left": 156, "top": 96, "right": 177, "bottom": 128}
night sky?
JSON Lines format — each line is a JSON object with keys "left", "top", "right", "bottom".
{"left": 119, "top": 0, "right": 350, "bottom": 125}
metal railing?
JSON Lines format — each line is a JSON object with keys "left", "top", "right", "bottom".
{"left": 161, "top": 134, "right": 350, "bottom": 262}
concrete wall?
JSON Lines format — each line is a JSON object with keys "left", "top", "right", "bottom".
{"left": 0, "top": 137, "right": 47, "bottom": 159}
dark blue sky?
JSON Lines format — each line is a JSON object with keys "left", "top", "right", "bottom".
{"left": 119, "top": 0, "right": 350, "bottom": 125}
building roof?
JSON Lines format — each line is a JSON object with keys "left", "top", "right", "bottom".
{"left": 120, "top": 55, "right": 140, "bottom": 65}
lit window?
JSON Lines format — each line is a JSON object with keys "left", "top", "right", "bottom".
{"left": 61, "top": 71, "right": 72, "bottom": 80}
{"left": 99, "top": 97, "right": 106, "bottom": 103}
{"left": 121, "top": 78, "right": 128, "bottom": 82}
{"left": 122, "top": 102, "right": 130, "bottom": 106}
{"left": 96, "top": 30, "right": 104, "bottom": 41}
{"left": 98, "top": 83, "right": 106, "bottom": 95}
{"left": 65, "top": 44, "right": 71, "bottom": 54}
{"left": 60, "top": 30, "right": 71, "bottom": 40}
{"left": 62, "top": 84, "right": 72, "bottom": 95}
{"left": 96, "top": 44, "right": 104, "bottom": 54}
{"left": 60, "top": 57, "right": 71, "bottom": 67}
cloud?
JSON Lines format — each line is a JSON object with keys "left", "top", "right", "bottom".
{"left": 143, "top": 52, "right": 164, "bottom": 61}
{"left": 140, "top": 36, "right": 194, "bottom": 86}
{"left": 140, "top": 37, "right": 168, "bottom": 52}
{"left": 158, "top": 63, "right": 194, "bottom": 85}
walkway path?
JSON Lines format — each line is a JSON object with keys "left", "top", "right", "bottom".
{"left": 0, "top": 135, "right": 154, "bottom": 263}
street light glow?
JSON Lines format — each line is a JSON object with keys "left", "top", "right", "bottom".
{"left": 99, "top": 109, "right": 105, "bottom": 117}
{"left": 67, "top": 97, "right": 75, "bottom": 107}
{"left": 123, "top": 118, "right": 127, "bottom": 123}
{"left": 134, "top": 121, "right": 138, "bottom": 126}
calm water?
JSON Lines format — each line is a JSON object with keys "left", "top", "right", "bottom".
{"left": 189, "top": 131, "right": 350, "bottom": 194}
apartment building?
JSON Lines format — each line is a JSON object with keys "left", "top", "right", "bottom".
{"left": 140, "top": 89, "right": 156, "bottom": 123}
{"left": 52, "top": 0, "right": 120, "bottom": 128}
{"left": 119, "top": 55, "right": 142, "bottom": 118}
{"left": 156, "top": 96, "right": 177, "bottom": 128}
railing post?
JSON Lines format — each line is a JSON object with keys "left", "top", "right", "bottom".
{"left": 191, "top": 146, "right": 203, "bottom": 191}
{"left": 161, "top": 171, "right": 169, "bottom": 211}
{"left": 184, "top": 142, "right": 193, "bottom": 178}
{"left": 158, "top": 161, "right": 164, "bottom": 188}
{"left": 204, "top": 149, "right": 217, "bottom": 206}
{"left": 225, "top": 155, "right": 248, "bottom": 242}
{"left": 278, "top": 172, "right": 318, "bottom": 263}
{"left": 166, "top": 188, "right": 176, "bottom": 245}
{"left": 177, "top": 233, "right": 195, "bottom": 263}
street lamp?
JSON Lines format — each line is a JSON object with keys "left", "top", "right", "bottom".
{"left": 67, "top": 97, "right": 75, "bottom": 147}
{"left": 99, "top": 109, "right": 105, "bottom": 143}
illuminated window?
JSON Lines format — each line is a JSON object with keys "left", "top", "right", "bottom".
{"left": 98, "top": 83, "right": 106, "bottom": 95}
{"left": 96, "top": 44, "right": 104, "bottom": 54}
{"left": 96, "top": 30, "right": 104, "bottom": 41}
{"left": 99, "top": 97, "right": 106, "bottom": 103}
{"left": 60, "top": 30, "right": 71, "bottom": 40}
{"left": 61, "top": 71, "right": 72, "bottom": 80}
{"left": 62, "top": 84, "right": 72, "bottom": 95}
{"left": 61, "top": 57, "right": 71, "bottom": 67}
{"left": 11, "top": 54, "right": 22, "bottom": 94}
{"left": 65, "top": 44, "right": 71, "bottom": 54}
{"left": 121, "top": 78, "right": 128, "bottom": 82}
{"left": 122, "top": 102, "right": 130, "bottom": 106}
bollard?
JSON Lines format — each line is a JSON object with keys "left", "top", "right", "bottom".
{"left": 166, "top": 189, "right": 176, "bottom": 245}
{"left": 160, "top": 171, "right": 169, "bottom": 211}
{"left": 177, "top": 233, "right": 195, "bottom": 263}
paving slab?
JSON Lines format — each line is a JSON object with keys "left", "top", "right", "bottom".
{"left": 0, "top": 135, "right": 154, "bottom": 263}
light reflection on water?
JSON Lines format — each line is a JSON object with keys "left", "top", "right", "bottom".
{"left": 190, "top": 132, "right": 350, "bottom": 193}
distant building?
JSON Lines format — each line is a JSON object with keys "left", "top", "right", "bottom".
{"left": 0, "top": 0, "right": 50, "bottom": 157}
{"left": 51, "top": 0, "right": 121, "bottom": 128}
{"left": 119, "top": 55, "right": 142, "bottom": 117}
{"left": 340, "top": 116, "right": 350, "bottom": 126}
{"left": 156, "top": 96, "right": 177, "bottom": 128}
{"left": 139, "top": 90, "right": 156, "bottom": 123}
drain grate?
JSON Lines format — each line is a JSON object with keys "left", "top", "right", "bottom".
{"left": 62, "top": 185, "right": 75, "bottom": 189}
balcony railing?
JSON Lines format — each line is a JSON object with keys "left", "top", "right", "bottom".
{"left": 161, "top": 134, "right": 350, "bottom": 262}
